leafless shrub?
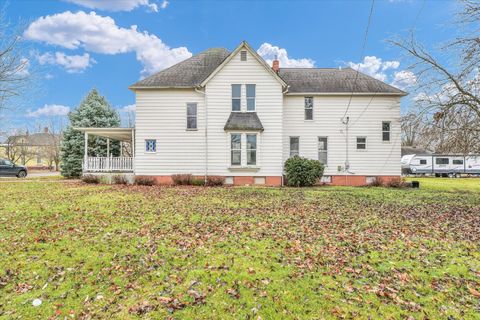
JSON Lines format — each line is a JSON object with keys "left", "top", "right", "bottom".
{"left": 112, "top": 175, "right": 128, "bottom": 185}
{"left": 206, "top": 176, "right": 225, "bottom": 187}
{"left": 367, "top": 177, "right": 384, "bottom": 187}
{"left": 172, "top": 174, "right": 192, "bottom": 185}
{"left": 82, "top": 174, "right": 100, "bottom": 184}
{"left": 134, "top": 176, "right": 156, "bottom": 186}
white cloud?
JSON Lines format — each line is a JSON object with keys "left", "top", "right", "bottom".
{"left": 64, "top": 0, "right": 160, "bottom": 12}
{"left": 391, "top": 70, "right": 416, "bottom": 89}
{"left": 160, "top": 0, "right": 169, "bottom": 9}
{"left": 121, "top": 104, "right": 136, "bottom": 112}
{"left": 27, "top": 104, "right": 70, "bottom": 118}
{"left": 257, "top": 43, "right": 315, "bottom": 68}
{"left": 24, "top": 11, "right": 192, "bottom": 76}
{"left": 36, "top": 51, "right": 95, "bottom": 73}
{"left": 347, "top": 56, "right": 400, "bottom": 81}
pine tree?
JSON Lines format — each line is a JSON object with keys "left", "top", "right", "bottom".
{"left": 60, "top": 89, "right": 121, "bottom": 177}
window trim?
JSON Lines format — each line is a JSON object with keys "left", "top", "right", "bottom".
{"left": 240, "top": 50, "right": 247, "bottom": 61}
{"left": 186, "top": 103, "right": 198, "bottom": 130}
{"left": 453, "top": 159, "right": 464, "bottom": 165}
{"left": 246, "top": 84, "right": 256, "bottom": 112}
{"left": 435, "top": 157, "right": 449, "bottom": 165}
{"left": 145, "top": 139, "right": 157, "bottom": 153}
{"left": 356, "top": 136, "right": 367, "bottom": 151}
{"left": 289, "top": 136, "right": 300, "bottom": 157}
{"left": 318, "top": 136, "right": 328, "bottom": 166}
{"left": 304, "top": 97, "right": 314, "bottom": 121}
{"left": 419, "top": 159, "right": 427, "bottom": 165}
{"left": 230, "top": 133, "right": 242, "bottom": 166}
{"left": 246, "top": 133, "right": 257, "bottom": 165}
{"left": 231, "top": 84, "right": 241, "bottom": 112}
{"left": 382, "top": 121, "right": 391, "bottom": 142}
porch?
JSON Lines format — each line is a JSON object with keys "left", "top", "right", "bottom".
{"left": 75, "top": 127, "right": 135, "bottom": 173}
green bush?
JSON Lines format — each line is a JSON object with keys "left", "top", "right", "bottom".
{"left": 284, "top": 156, "right": 324, "bottom": 187}
{"left": 191, "top": 178, "right": 205, "bottom": 186}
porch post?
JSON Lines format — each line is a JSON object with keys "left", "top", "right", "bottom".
{"left": 106, "top": 138, "right": 110, "bottom": 171}
{"left": 120, "top": 141, "right": 123, "bottom": 157}
{"left": 84, "top": 132, "right": 88, "bottom": 171}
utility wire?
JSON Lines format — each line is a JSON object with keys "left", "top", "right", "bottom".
{"left": 342, "top": 0, "right": 376, "bottom": 120}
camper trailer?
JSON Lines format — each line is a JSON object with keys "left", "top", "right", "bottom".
{"left": 401, "top": 154, "right": 480, "bottom": 177}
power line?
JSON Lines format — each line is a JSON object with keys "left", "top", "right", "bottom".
{"left": 342, "top": 0, "right": 376, "bottom": 120}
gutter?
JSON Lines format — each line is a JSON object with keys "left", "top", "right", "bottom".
{"left": 195, "top": 86, "right": 208, "bottom": 185}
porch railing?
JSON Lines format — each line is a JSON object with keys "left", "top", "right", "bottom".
{"left": 83, "top": 157, "right": 134, "bottom": 172}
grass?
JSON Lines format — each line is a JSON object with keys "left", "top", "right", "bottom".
{"left": 0, "top": 179, "right": 479, "bottom": 319}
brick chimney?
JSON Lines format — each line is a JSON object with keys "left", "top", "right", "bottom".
{"left": 44, "top": 127, "right": 49, "bottom": 133}
{"left": 272, "top": 55, "right": 279, "bottom": 73}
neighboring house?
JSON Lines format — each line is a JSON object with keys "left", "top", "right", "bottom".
{"left": 2, "top": 128, "right": 61, "bottom": 170}
{"left": 78, "top": 41, "right": 406, "bottom": 186}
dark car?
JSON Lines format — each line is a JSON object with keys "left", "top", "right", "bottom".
{"left": 0, "top": 158, "right": 28, "bottom": 178}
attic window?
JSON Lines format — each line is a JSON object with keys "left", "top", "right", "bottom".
{"left": 240, "top": 51, "right": 247, "bottom": 61}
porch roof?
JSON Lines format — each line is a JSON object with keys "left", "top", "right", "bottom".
{"left": 74, "top": 127, "right": 134, "bottom": 142}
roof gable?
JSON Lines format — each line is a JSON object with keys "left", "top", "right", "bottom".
{"left": 200, "top": 41, "right": 287, "bottom": 88}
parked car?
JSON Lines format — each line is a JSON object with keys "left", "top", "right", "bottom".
{"left": 0, "top": 158, "right": 28, "bottom": 178}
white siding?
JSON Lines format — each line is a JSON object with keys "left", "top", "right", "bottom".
{"left": 283, "top": 95, "right": 401, "bottom": 176}
{"left": 134, "top": 89, "right": 205, "bottom": 175}
{"left": 205, "top": 49, "right": 284, "bottom": 176}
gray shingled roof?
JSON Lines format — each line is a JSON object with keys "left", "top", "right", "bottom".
{"left": 224, "top": 112, "right": 264, "bottom": 131}
{"left": 129, "top": 47, "right": 406, "bottom": 95}
{"left": 131, "top": 48, "right": 230, "bottom": 88}
{"left": 401, "top": 146, "right": 433, "bottom": 157}
{"left": 278, "top": 68, "right": 406, "bottom": 94}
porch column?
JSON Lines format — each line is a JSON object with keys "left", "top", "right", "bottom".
{"left": 84, "top": 132, "right": 88, "bottom": 172}
{"left": 120, "top": 141, "right": 123, "bottom": 157}
{"left": 106, "top": 138, "right": 110, "bottom": 171}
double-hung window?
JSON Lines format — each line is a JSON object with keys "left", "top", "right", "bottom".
{"left": 289, "top": 137, "right": 299, "bottom": 157}
{"left": 232, "top": 84, "right": 241, "bottom": 111}
{"left": 382, "top": 121, "right": 391, "bottom": 142}
{"left": 246, "top": 84, "right": 256, "bottom": 111}
{"left": 231, "top": 134, "right": 241, "bottom": 165}
{"left": 318, "top": 137, "right": 328, "bottom": 165}
{"left": 145, "top": 139, "right": 156, "bottom": 152}
{"left": 187, "top": 103, "right": 197, "bottom": 129}
{"left": 246, "top": 134, "right": 257, "bottom": 165}
{"left": 356, "top": 137, "right": 367, "bottom": 150}
{"left": 304, "top": 97, "right": 313, "bottom": 120}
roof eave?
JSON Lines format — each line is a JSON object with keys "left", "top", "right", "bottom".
{"left": 285, "top": 92, "right": 408, "bottom": 96}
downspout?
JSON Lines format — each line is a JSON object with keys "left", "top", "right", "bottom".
{"left": 281, "top": 85, "right": 290, "bottom": 187}
{"left": 195, "top": 86, "right": 207, "bottom": 185}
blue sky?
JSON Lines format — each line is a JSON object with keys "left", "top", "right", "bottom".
{"left": 2, "top": 0, "right": 459, "bottom": 131}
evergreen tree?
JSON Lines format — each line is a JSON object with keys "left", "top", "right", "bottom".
{"left": 61, "top": 89, "right": 121, "bottom": 177}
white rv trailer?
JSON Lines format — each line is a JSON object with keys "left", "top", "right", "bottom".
{"left": 401, "top": 154, "right": 480, "bottom": 177}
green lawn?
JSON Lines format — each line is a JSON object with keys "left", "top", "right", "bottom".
{"left": 1, "top": 180, "right": 479, "bottom": 319}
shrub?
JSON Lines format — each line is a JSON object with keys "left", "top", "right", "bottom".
{"left": 82, "top": 174, "right": 100, "bottom": 184}
{"left": 206, "top": 176, "right": 225, "bottom": 186}
{"left": 284, "top": 156, "right": 324, "bottom": 187}
{"left": 112, "top": 175, "right": 128, "bottom": 185}
{"left": 367, "top": 177, "right": 384, "bottom": 187}
{"left": 172, "top": 174, "right": 192, "bottom": 185}
{"left": 134, "top": 176, "right": 156, "bottom": 186}
{"left": 191, "top": 178, "right": 205, "bottom": 186}
{"left": 386, "top": 177, "right": 408, "bottom": 188}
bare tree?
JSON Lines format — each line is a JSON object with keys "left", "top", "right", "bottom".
{"left": 394, "top": 0, "right": 480, "bottom": 154}
{"left": 0, "top": 9, "right": 31, "bottom": 115}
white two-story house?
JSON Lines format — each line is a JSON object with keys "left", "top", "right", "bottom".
{"left": 78, "top": 41, "right": 406, "bottom": 186}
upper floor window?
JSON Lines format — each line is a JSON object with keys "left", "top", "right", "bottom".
{"left": 304, "top": 97, "right": 313, "bottom": 120}
{"left": 240, "top": 50, "right": 247, "bottom": 61}
{"left": 356, "top": 137, "right": 367, "bottom": 150}
{"left": 145, "top": 139, "right": 156, "bottom": 152}
{"left": 232, "top": 84, "right": 241, "bottom": 111}
{"left": 246, "top": 84, "right": 256, "bottom": 111}
{"left": 246, "top": 134, "right": 257, "bottom": 165}
{"left": 231, "top": 134, "right": 241, "bottom": 165}
{"left": 290, "top": 136, "right": 299, "bottom": 157}
{"left": 187, "top": 103, "right": 197, "bottom": 130}
{"left": 318, "top": 137, "right": 328, "bottom": 165}
{"left": 382, "top": 121, "right": 391, "bottom": 142}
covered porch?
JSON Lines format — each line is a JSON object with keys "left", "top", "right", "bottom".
{"left": 75, "top": 127, "right": 135, "bottom": 173}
